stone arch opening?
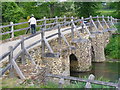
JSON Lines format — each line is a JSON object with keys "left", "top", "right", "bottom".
{"left": 91, "top": 46, "right": 95, "bottom": 62}
{"left": 69, "top": 53, "right": 78, "bottom": 72}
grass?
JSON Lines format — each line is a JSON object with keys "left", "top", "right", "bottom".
{"left": 1, "top": 76, "right": 116, "bottom": 88}
{"left": 97, "top": 9, "right": 116, "bottom": 16}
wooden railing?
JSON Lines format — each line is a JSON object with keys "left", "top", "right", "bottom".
{"left": 46, "top": 73, "right": 120, "bottom": 89}
{"left": 0, "top": 16, "right": 118, "bottom": 38}
{"left": 0, "top": 15, "right": 118, "bottom": 80}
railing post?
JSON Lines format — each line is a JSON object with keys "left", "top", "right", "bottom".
{"left": 110, "top": 16, "right": 113, "bottom": 26}
{"left": 107, "top": 16, "right": 110, "bottom": 26}
{"left": 71, "top": 16, "right": 74, "bottom": 39}
{"left": 102, "top": 15, "right": 104, "bottom": 25}
{"left": 10, "top": 22, "right": 14, "bottom": 38}
{"left": 117, "top": 78, "right": 120, "bottom": 90}
{"left": 64, "top": 16, "right": 66, "bottom": 26}
{"left": 102, "top": 15, "right": 109, "bottom": 28}
{"left": 55, "top": 16, "right": 58, "bottom": 25}
{"left": 41, "top": 28, "right": 45, "bottom": 57}
{"left": 115, "top": 18, "right": 117, "bottom": 24}
{"left": 96, "top": 15, "right": 99, "bottom": 28}
{"left": 21, "top": 36, "right": 26, "bottom": 64}
{"left": 85, "top": 74, "right": 95, "bottom": 88}
{"left": 59, "top": 78, "right": 64, "bottom": 88}
{"left": 9, "top": 46, "right": 14, "bottom": 78}
{"left": 44, "top": 17, "right": 46, "bottom": 30}
{"left": 89, "top": 16, "right": 93, "bottom": 32}
{"left": 81, "top": 17, "right": 84, "bottom": 33}
{"left": 58, "top": 24, "right": 62, "bottom": 51}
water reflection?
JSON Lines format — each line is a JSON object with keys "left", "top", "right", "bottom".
{"left": 71, "top": 62, "right": 120, "bottom": 82}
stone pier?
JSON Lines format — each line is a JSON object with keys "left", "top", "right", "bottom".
{"left": 90, "top": 33, "right": 105, "bottom": 62}
{"left": 70, "top": 39, "right": 92, "bottom": 72}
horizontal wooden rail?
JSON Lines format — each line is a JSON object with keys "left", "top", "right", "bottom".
{"left": 46, "top": 74, "right": 118, "bottom": 88}
{"left": 0, "top": 52, "right": 10, "bottom": 61}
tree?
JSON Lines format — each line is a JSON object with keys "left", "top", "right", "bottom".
{"left": 2, "top": 2, "right": 24, "bottom": 23}
{"left": 116, "top": 1, "right": 120, "bottom": 18}
{"left": 74, "top": 2, "right": 100, "bottom": 18}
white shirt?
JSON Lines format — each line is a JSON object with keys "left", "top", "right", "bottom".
{"left": 28, "top": 17, "right": 37, "bottom": 25}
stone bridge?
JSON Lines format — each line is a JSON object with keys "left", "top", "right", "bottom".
{"left": 0, "top": 15, "right": 118, "bottom": 81}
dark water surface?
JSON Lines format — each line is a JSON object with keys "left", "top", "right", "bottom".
{"left": 71, "top": 62, "right": 120, "bottom": 82}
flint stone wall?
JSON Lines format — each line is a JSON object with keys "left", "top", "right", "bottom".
{"left": 28, "top": 31, "right": 92, "bottom": 75}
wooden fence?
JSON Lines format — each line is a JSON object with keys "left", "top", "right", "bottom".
{"left": 0, "top": 15, "right": 118, "bottom": 38}
{"left": 0, "top": 15, "right": 119, "bottom": 81}
{"left": 46, "top": 73, "right": 120, "bottom": 89}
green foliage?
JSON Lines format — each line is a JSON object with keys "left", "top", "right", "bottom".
{"left": 2, "top": 2, "right": 24, "bottom": 23}
{"left": 105, "top": 24, "right": 120, "bottom": 59}
{"left": 74, "top": 2, "right": 100, "bottom": 18}
{"left": 115, "top": 2, "right": 120, "bottom": 19}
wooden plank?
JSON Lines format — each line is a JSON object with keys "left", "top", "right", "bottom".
{"left": 58, "top": 24, "right": 62, "bottom": 49}
{"left": 72, "top": 21, "right": 83, "bottom": 39}
{"left": 14, "top": 50, "right": 23, "bottom": 61}
{"left": 97, "top": 16, "right": 104, "bottom": 30}
{"left": 25, "top": 49, "right": 36, "bottom": 65}
{"left": 0, "top": 31, "right": 12, "bottom": 35}
{"left": 82, "top": 17, "right": 91, "bottom": 35}
{"left": 9, "top": 46, "right": 14, "bottom": 78}
{"left": 41, "top": 29, "right": 45, "bottom": 57}
{"left": 61, "top": 34, "right": 70, "bottom": 47}
{"left": 10, "top": 22, "right": 14, "bottom": 38}
{"left": 13, "top": 41, "right": 22, "bottom": 51}
{"left": 1, "top": 64, "right": 11, "bottom": 75}
{"left": 11, "top": 58, "right": 25, "bottom": 79}
{"left": 0, "top": 52, "right": 10, "bottom": 61}
{"left": 71, "top": 18, "right": 74, "bottom": 39}
{"left": 90, "top": 16, "right": 99, "bottom": 32}
{"left": 45, "top": 23, "right": 56, "bottom": 26}
{"left": 102, "top": 15, "right": 110, "bottom": 28}
{"left": 44, "top": 37, "right": 54, "bottom": 53}
{"left": 14, "top": 27, "right": 30, "bottom": 32}
{"left": 21, "top": 37, "right": 26, "bottom": 64}
{"left": 46, "top": 74, "right": 117, "bottom": 87}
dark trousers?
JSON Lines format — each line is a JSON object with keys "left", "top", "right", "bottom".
{"left": 31, "top": 24, "right": 36, "bottom": 34}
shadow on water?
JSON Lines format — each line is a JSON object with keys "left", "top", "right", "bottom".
{"left": 70, "top": 62, "right": 120, "bottom": 82}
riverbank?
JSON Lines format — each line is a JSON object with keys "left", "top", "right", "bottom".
{"left": 1, "top": 77, "right": 116, "bottom": 88}
{"left": 106, "top": 58, "right": 120, "bottom": 62}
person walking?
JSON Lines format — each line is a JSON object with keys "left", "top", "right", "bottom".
{"left": 28, "top": 14, "right": 37, "bottom": 34}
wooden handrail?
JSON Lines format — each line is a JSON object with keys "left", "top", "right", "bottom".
{"left": 0, "top": 16, "right": 118, "bottom": 38}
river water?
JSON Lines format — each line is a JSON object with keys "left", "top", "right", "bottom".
{"left": 71, "top": 62, "right": 120, "bottom": 82}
